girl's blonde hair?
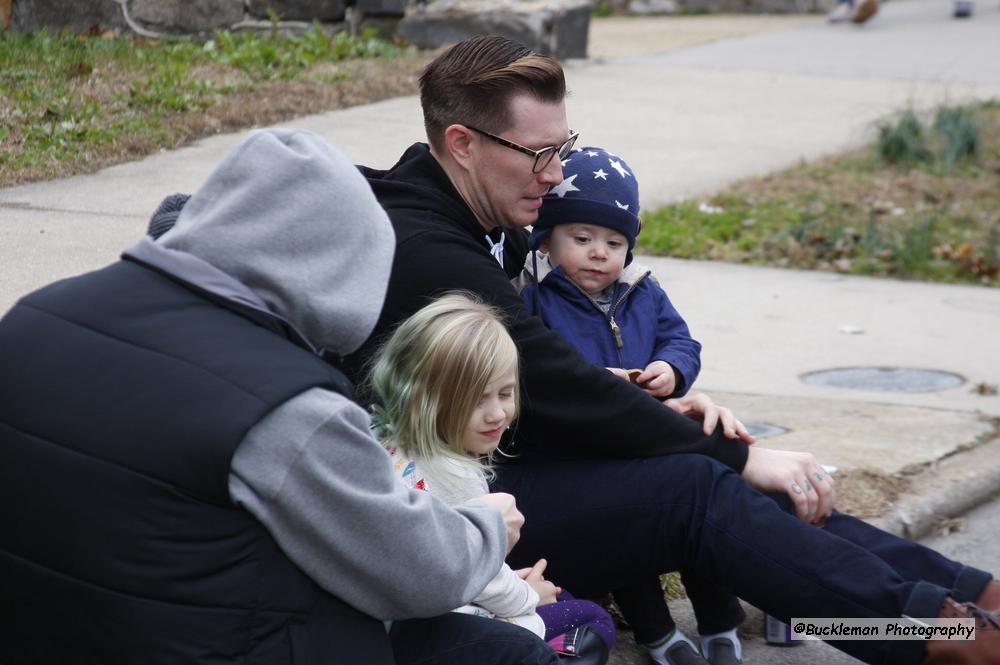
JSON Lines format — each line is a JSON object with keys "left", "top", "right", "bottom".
{"left": 369, "top": 292, "right": 519, "bottom": 476}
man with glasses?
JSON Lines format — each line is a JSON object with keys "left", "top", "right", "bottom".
{"left": 466, "top": 125, "right": 580, "bottom": 174}
{"left": 350, "top": 35, "right": 1000, "bottom": 665}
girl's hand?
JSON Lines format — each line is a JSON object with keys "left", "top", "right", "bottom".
{"left": 516, "top": 559, "right": 561, "bottom": 606}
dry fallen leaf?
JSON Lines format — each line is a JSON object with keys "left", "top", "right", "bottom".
{"left": 935, "top": 517, "right": 966, "bottom": 537}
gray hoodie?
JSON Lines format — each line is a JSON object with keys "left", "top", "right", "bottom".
{"left": 123, "top": 129, "right": 506, "bottom": 620}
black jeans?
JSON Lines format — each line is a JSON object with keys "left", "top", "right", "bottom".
{"left": 613, "top": 569, "right": 746, "bottom": 643}
{"left": 492, "top": 453, "right": 992, "bottom": 665}
{"left": 390, "top": 613, "right": 560, "bottom": 665}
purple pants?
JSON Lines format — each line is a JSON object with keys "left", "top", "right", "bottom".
{"left": 537, "top": 591, "right": 616, "bottom": 650}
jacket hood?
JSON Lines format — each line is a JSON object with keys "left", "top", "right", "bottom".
{"left": 159, "top": 129, "right": 395, "bottom": 357}
{"left": 520, "top": 250, "right": 651, "bottom": 289}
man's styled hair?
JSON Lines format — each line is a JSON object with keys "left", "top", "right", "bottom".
{"left": 368, "top": 292, "right": 519, "bottom": 477}
{"left": 419, "top": 35, "right": 567, "bottom": 152}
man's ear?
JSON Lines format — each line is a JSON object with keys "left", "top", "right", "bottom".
{"left": 443, "top": 124, "right": 475, "bottom": 169}
{"left": 539, "top": 237, "right": 550, "bottom": 254}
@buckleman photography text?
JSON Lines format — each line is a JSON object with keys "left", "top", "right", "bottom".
{"left": 791, "top": 618, "right": 975, "bottom": 641}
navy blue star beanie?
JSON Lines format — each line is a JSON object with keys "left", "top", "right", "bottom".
{"left": 529, "top": 146, "right": 641, "bottom": 265}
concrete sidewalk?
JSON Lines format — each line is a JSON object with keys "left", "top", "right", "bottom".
{"left": 2, "top": 1, "right": 999, "bottom": 660}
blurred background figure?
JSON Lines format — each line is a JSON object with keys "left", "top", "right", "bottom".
{"left": 829, "top": 0, "right": 975, "bottom": 22}
{"left": 827, "top": 0, "right": 879, "bottom": 23}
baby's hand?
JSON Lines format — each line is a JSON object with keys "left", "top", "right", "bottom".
{"left": 516, "top": 559, "right": 561, "bottom": 606}
{"left": 635, "top": 361, "right": 677, "bottom": 398}
{"left": 608, "top": 367, "right": 647, "bottom": 384}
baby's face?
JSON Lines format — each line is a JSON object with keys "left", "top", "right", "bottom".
{"left": 545, "top": 223, "right": 628, "bottom": 295}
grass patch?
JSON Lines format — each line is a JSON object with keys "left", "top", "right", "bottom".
{"left": 638, "top": 102, "right": 1000, "bottom": 286}
{"left": 0, "top": 26, "right": 426, "bottom": 186}
{"left": 933, "top": 105, "right": 980, "bottom": 166}
{"left": 876, "top": 109, "right": 933, "bottom": 166}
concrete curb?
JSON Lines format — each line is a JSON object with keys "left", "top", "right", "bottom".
{"left": 868, "top": 437, "right": 1000, "bottom": 540}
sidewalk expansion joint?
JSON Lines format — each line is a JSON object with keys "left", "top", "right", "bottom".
{"left": 0, "top": 201, "right": 138, "bottom": 219}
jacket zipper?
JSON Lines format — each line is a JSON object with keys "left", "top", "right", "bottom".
{"left": 570, "top": 271, "right": 651, "bottom": 360}
{"left": 609, "top": 318, "right": 624, "bottom": 348}
{"left": 608, "top": 272, "right": 649, "bottom": 368}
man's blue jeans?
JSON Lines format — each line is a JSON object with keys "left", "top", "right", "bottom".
{"left": 493, "top": 453, "right": 992, "bottom": 665}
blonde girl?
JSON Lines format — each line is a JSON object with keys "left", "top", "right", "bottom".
{"left": 369, "top": 293, "right": 615, "bottom": 661}
{"left": 370, "top": 292, "right": 518, "bottom": 502}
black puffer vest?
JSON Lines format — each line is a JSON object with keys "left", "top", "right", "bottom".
{"left": 0, "top": 259, "right": 393, "bottom": 665}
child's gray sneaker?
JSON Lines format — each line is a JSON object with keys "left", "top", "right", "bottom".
{"left": 658, "top": 641, "right": 710, "bottom": 665}
{"left": 702, "top": 637, "right": 743, "bottom": 665}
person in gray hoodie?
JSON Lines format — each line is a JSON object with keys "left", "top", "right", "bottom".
{"left": 0, "top": 129, "right": 557, "bottom": 665}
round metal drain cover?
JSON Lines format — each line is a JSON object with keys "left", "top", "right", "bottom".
{"left": 744, "top": 422, "right": 788, "bottom": 439}
{"left": 802, "top": 367, "right": 964, "bottom": 393}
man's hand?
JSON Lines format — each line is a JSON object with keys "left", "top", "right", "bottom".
{"left": 515, "top": 559, "right": 561, "bottom": 606}
{"left": 741, "top": 446, "right": 836, "bottom": 525}
{"left": 469, "top": 493, "right": 524, "bottom": 554}
{"left": 635, "top": 360, "right": 677, "bottom": 398}
{"left": 664, "top": 392, "right": 755, "bottom": 445}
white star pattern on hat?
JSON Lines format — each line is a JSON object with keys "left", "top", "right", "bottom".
{"left": 549, "top": 173, "right": 580, "bottom": 198}
{"left": 609, "top": 159, "right": 631, "bottom": 178}
{"left": 532, "top": 146, "right": 640, "bottom": 255}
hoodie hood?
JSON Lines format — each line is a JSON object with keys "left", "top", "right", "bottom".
{"left": 159, "top": 129, "right": 395, "bottom": 357}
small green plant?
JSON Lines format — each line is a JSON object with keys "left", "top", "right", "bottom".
{"left": 676, "top": 5, "right": 714, "bottom": 14}
{"left": 592, "top": 0, "right": 615, "bottom": 16}
{"left": 876, "top": 110, "right": 933, "bottom": 165}
{"left": 933, "top": 105, "right": 979, "bottom": 166}
{"left": 206, "top": 24, "right": 399, "bottom": 81}
{"left": 267, "top": 6, "right": 282, "bottom": 29}
{"left": 660, "top": 571, "right": 685, "bottom": 599}
{"left": 894, "top": 216, "right": 939, "bottom": 278}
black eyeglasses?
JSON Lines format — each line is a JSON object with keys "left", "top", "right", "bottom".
{"left": 467, "top": 126, "right": 580, "bottom": 174}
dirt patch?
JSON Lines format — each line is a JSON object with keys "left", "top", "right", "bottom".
{"left": 729, "top": 125, "right": 1000, "bottom": 230}
{"left": 170, "top": 58, "right": 427, "bottom": 138}
{"left": 831, "top": 468, "right": 911, "bottom": 519}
